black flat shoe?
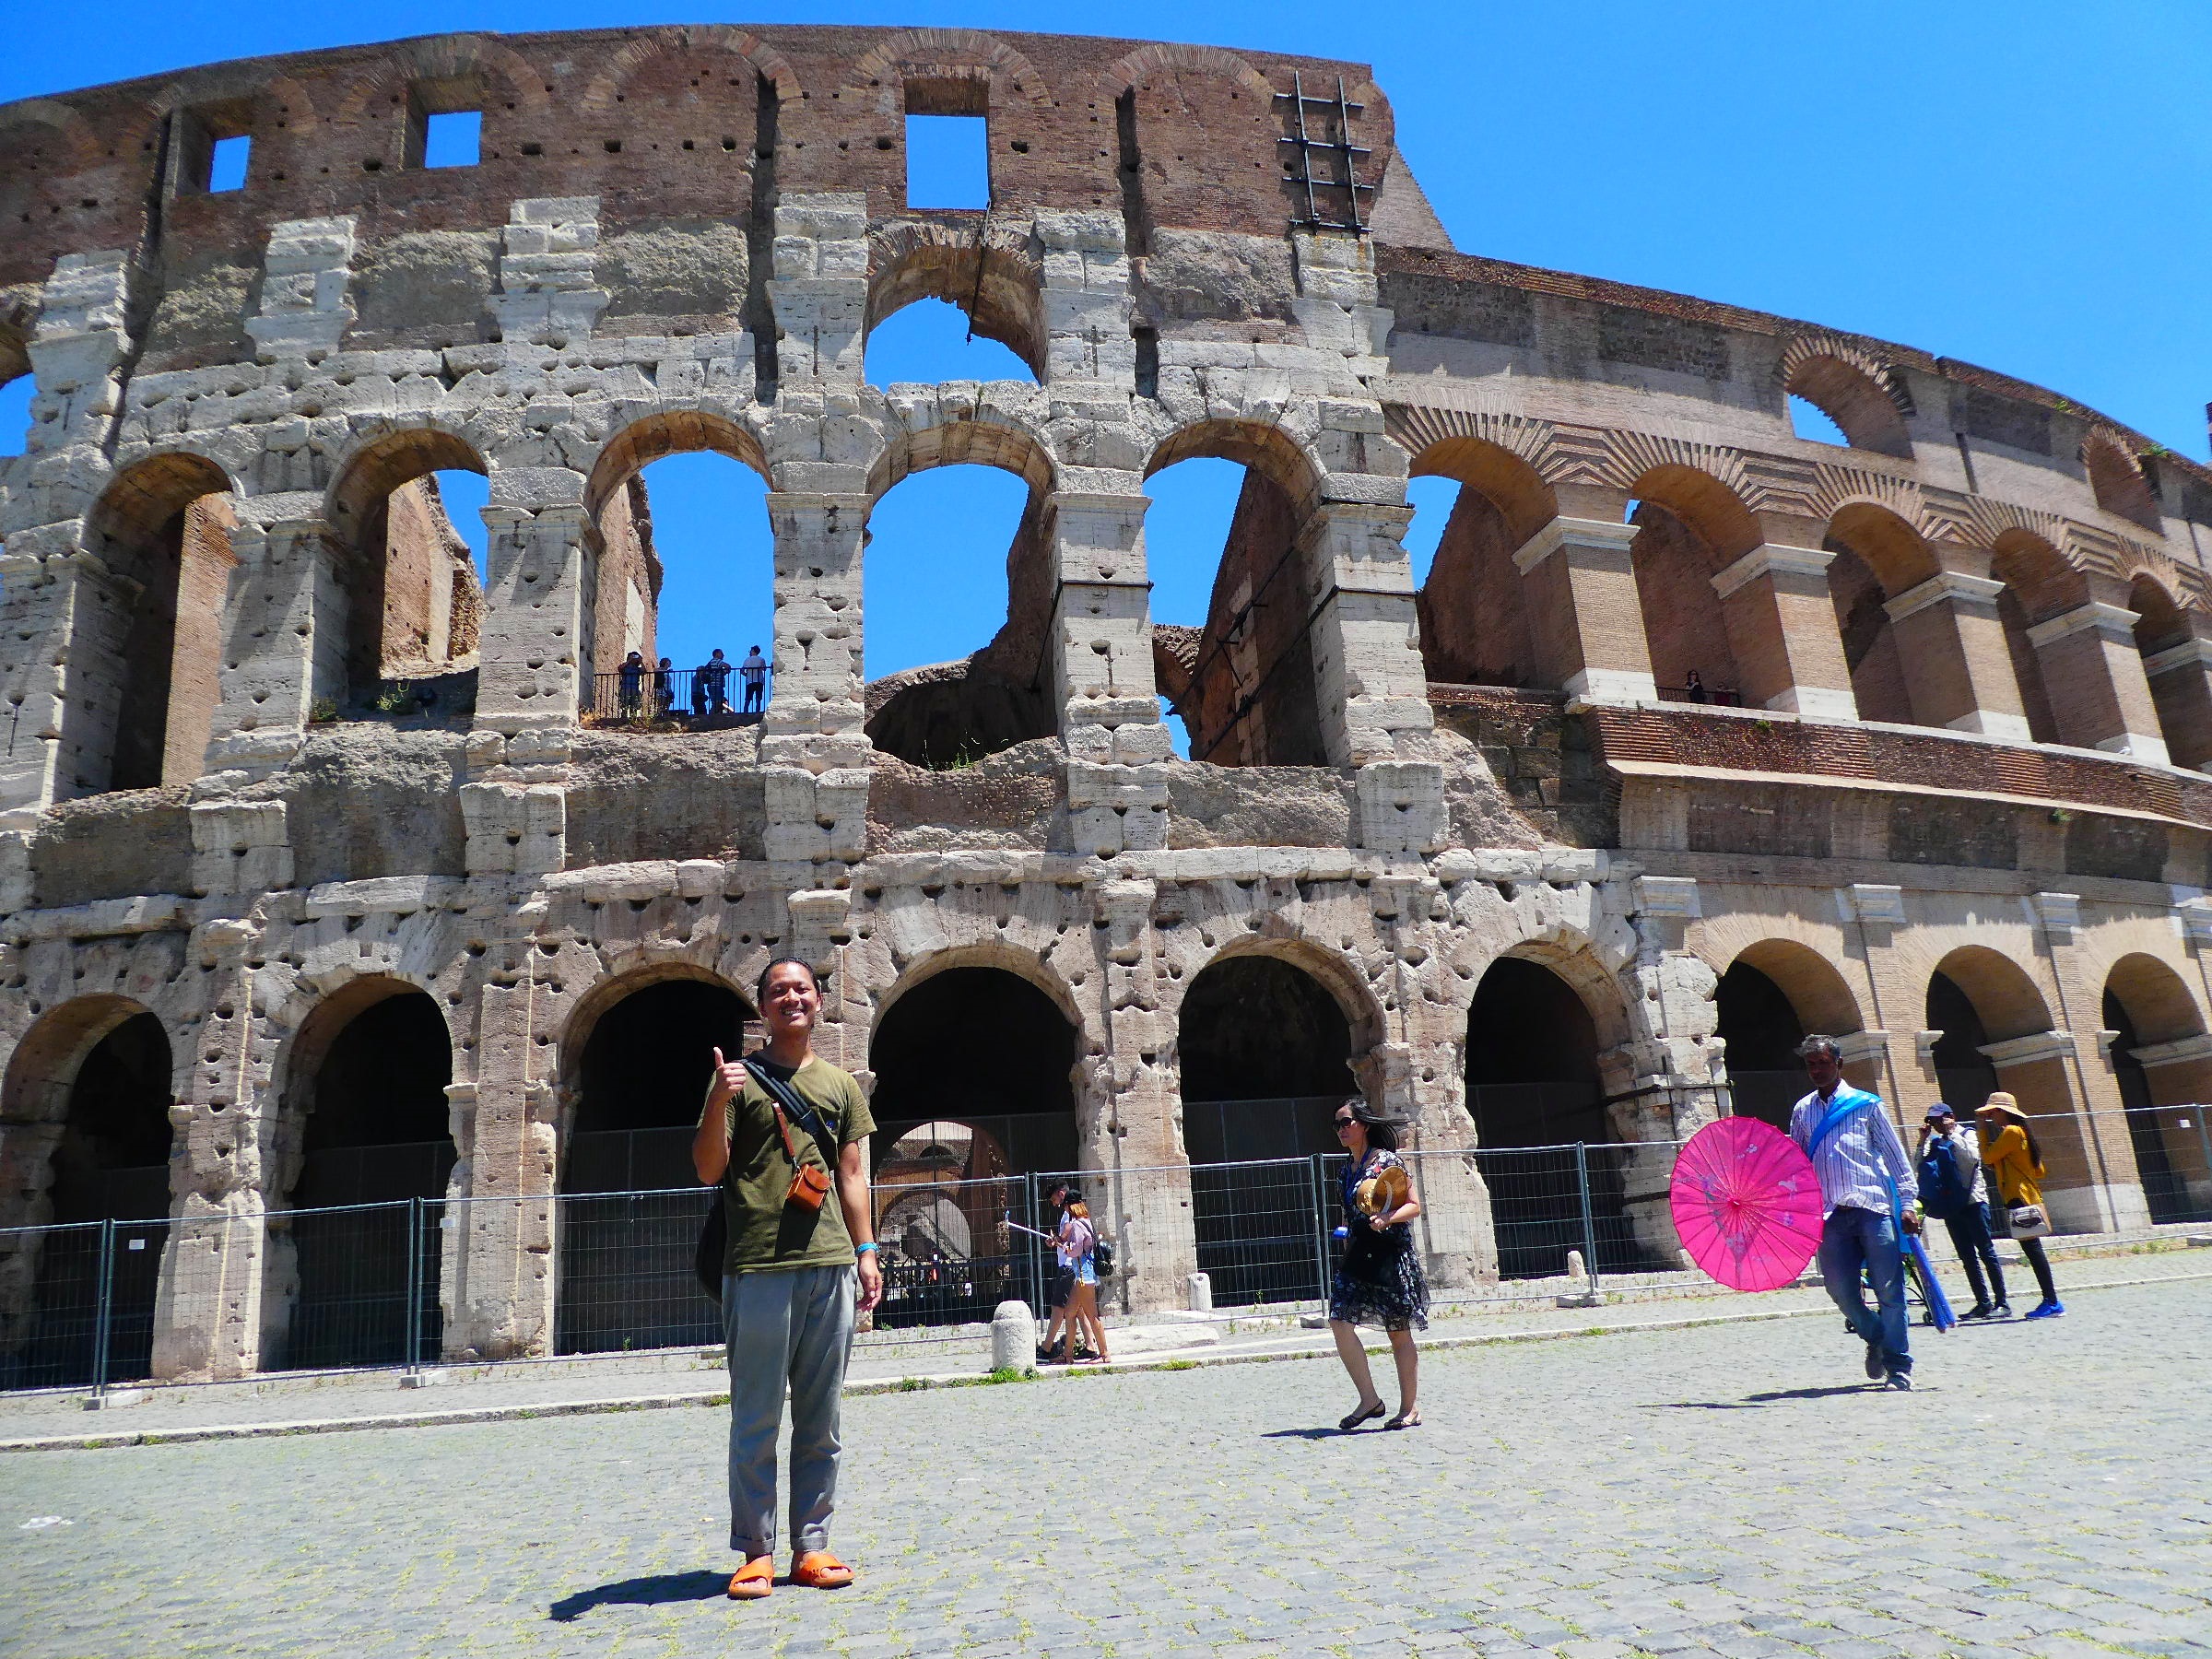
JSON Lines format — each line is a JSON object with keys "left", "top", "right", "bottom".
{"left": 1386, "top": 1409, "right": 1423, "bottom": 1430}
{"left": 1338, "top": 1400, "right": 1385, "bottom": 1431}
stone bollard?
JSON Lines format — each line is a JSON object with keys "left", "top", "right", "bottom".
{"left": 990, "top": 1300, "right": 1033, "bottom": 1372}
{"left": 1186, "top": 1271, "right": 1212, "bottom": 1313}
{"left": 1556, "top": 1248, "right": 1601, "bottom": 1309}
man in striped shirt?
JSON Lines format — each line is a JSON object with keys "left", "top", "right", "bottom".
{"left": 1787, "top": 1034, "right": 1923, "bottom": 1391}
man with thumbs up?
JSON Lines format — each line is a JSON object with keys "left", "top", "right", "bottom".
{"left": 692, "top": 956, "right": 881, "bottom": 1600}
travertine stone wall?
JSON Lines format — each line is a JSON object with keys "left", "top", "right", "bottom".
{"left": 2, "top": 26, "right": 2210, "bottom": 1382}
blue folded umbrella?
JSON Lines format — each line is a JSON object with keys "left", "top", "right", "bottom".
{"left": 1903, "top": 1230, "right": 1957, "bottom": 1332}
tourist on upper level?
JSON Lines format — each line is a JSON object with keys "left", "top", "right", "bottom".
{"left": 1328, "top": 1100, "right": 1428, "bottom": 1430}
{"left": 654, "top": 656, "right": 676, "bottom": 717}
{"left": 1917, "top": 1104, "right": 2007, "bottom": 1321}
{"left": 618, "top": 651, "right": 644, "bottom": 719}
{"left": 1684, "top": 668, "right": 1710, "bottom": 704}
{"left": 1789, "top": 1036, "right": 1921, "bottom": 1390}
{"left": 1976, "top": 1095, "right": 2064, "bottom": 1320}
{"left": 740, "top": 645, "right": 770, "bottom": 715}
{"left": 700, "top": 648, "right": 733, "bottom": 717}
{"left": 692, "top": 958, "right": 882, "bottom": 1600}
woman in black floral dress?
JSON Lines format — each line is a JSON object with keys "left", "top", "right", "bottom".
{"left": 1328, "top": 1099, "right": 1429, "bottom": 1430}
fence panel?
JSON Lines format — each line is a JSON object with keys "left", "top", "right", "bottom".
{"left": 0, "top": 1218, "right": 169, "bottom": 1392}
{"left": 1186, "top": 1156, "right": 1329, "bottom": 1308}
{"left": 554, "top": 1186, "right": 723, "bottom": 1357}
{"left": 268, "top": 1200, "right": 438, "bottom": 1372}
{"left": 872, "top": 1175, "right": 1038, "bottom": 1328}
{"left": 2118, "top": 1103, "right": 2212, "bottom": 1226}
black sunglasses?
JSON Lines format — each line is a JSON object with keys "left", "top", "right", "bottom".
{"left": 1333, "top": 1116, "right": 1356, "bottom": 1128}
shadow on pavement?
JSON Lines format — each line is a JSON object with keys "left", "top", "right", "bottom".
{"left": 550, "top": 1570, "right": 731, "bottom": 1621}
{"left": 1644, "top": 1383, "right": 1879, "bottom": 1410}
{"left": 1261, "top": 1426, "right": 1369, "bottom": 1440}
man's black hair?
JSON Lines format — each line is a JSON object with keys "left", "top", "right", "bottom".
{"left": 755, "top": 955, "right": 827, "bottom": 1007}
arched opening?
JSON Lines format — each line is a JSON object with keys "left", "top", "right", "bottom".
{"left": 1146, "top": 422, "right": 1330, "bottom": 767}
{"left": 555, "top": 973, "right": 756, "bottom": 1355}
{"left": 865, "top": 235, "right": 1042, "bottom": 385}
{"left": 1408, "top": 437, "right": 1555, "bottom": 692}
{"left": 582, "top": 415, "right": 771, "bottom": 727}
{"left": 1626, "top": 466, "right": 1760, "bottom": 705}
{"left": 265, "top": 981, "right": 453, "bottom": 1371}
{"left": 1715, "top": 962, "right": 1806, "bottom": 1129}
{"left": 869, "top": 964, "right": 1077, "bottom": 1324}
{"left": 1465, "top": 955, "right": 1655, "bottom": 1276}
{"left": 1990, "top": 531, "right": 2086, "bottom": 747}
{"left": 0, "top": 1003, "right": 172, "bottom": 1390}
{"left": 325, "top": 430, "right": 489, "bottom": 717}
{"left": 1177, "top": 951, "right": 1358, "bottom": 1305}
{"left": 1714, "top": 943, "right": 1865, "bottom": 1128}
{"left": 1926, "top": 947, "right": 2093, "bottom": 1229}
{"left": 2102, "top": 955, "right": 2212, "bottom": 1225}
{"left": 2084, "top": 437, "right": 2161, "bottom": 532}
{"left": 1823, "top": 504, "right": 1938, "bottom": 728}
{"left": 78, "top": 454, "right": 239, "bottom": 794}
{"left": 864, "top": 435, "right": 1057, "bottom": 768}
{"left": 2128, "top": 573, "right": 2204, "bottom": 770}
{"left": 0, "top": 363, "right": 31, "bottom": 458}
{"left": 1782, "top": 353, "right": 1911, "bottom": 457}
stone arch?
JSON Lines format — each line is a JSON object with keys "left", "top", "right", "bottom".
{"left": 1985, "top": 526, "right": 2083, "bottom": 744}
{"left": 584, "top": 408, "right": 771, "bottom": 521}
{"left": 1778, "top": 337, "right": 1912, "bottom": 458}
{"left": 846, "top": 28, "right": 1056, "bottom": 111}
{"left": 2126, "top": 568, "right": 2189, "bottom": 654}
{"left": 2083, "top": 430, "right": 2161, "bottom": 532}
{"left": 1097, "top": 41, "right": 1276, "bottom": 103}
{"left": 2100, "top": 951, "right": 2212, "bottom": 1223}
{"left": 1098, "top": 44, "right": 1288, "bottom": 240}
{"left": 577, "top": 25, "right": 799, "bottom": 111}
{"left": 0, "top": 99, "right": 105, "bottom": 171}
{"left": 74, "top": 451, "right": 240, "bottom": 794}
{"left": 866, "top": 222, "right": 1045, "bottom": 377}
{"left": 1930, "top": 944, "right": 2054, "bottom": 1046}
{"left": 0, "top": 995, "right": 176, "bottom": 1389}
{"left": 1145, "top": 419, "right": 1333, "bottom": 765}
{"left": 1621, "top": 462, "right": 1760, "bottom": 702}
{"left": 322, "top": 425, "right": 489, "bottom": 701}
{"left": 1712, "top": 939, "right": 1865, "bottom": 1127}
{"left": 1405, "top": 432, "right": 1556, "bottom": 689}
{"left": 268, "top": 971, "right": 455, "bottom": 1205}
{"left": 870, "top": 951, "right": 1082, "bottom": 1176}
{"left": 1182, "top": 934, "right": 1390, "bottom": 1064}
{"left": 867, "top": 406, "right": 1055, "bottom": 499}
{"left": 330, "top": 33, "right": 552, "bottom": 125}
{"left": 1822, "top": 500, "right": 1937, "bottom": 727}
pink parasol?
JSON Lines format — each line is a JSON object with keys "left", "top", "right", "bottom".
{"left": 1669, "top": 1117, "right": 1821, "bottom": 1291}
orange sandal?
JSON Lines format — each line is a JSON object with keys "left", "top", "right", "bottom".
{"left": 726, "top": 1557, "right": 774, "bottom": 1600}
{"left": 791, "top": 1550, "right": 855, "bottom": 1589}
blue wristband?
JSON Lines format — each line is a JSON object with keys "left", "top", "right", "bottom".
{"left": 854, "top": 1241, "right": 878, "bottom": 1254}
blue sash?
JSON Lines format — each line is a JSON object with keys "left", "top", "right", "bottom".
{"left": 1806, "top": 1088, "right": 1875, "bottom": 1158}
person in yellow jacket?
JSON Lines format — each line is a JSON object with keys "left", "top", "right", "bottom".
{"left": 1975, "top": 1094, "right": 2064, "bottom": 1320}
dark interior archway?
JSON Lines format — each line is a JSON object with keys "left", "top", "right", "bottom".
{"left": 1176, "top": 954, "right": 1355, "bottom": 1307}
{"left": 1927, "top": 971, "right": 1998, "bottom": 1112}
{"left": 1715, "top": 961, "right": 1806, "bottom": 1129}
{"left": 868, "top": 966, "right": 1077, "bottom": 1325}
{"left": 557, "top": 976, "right": 755, "bottom": 1357}
{"left": 870, "top": 967, "right": 1077, "bottom": 1173}
{"left": 7, "top": 1012, "right": 172, "bottom": 1389}
{"left": 1465, "top": 958, "right": 1605, "bottom": 1147}
{"left": 271, "top": 986, "right": 454, "bottom": 1372}
{"left": 2103, "top": 987, "right": 2189, "bottom": 1226}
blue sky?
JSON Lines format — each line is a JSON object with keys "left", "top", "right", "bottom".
{"left": 5, "top": 2, "right": 2206, "bottom": 732}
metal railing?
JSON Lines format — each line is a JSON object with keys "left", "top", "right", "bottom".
{"left": 4, "top": 1103, "right": 2204, "bottom": 1391}
{"left": 584, "top": 665, "right": 770, "bottom": 725}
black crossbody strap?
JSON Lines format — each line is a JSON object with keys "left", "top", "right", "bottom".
{"left": 744, "top": 1056, "right": 837, "bottom": 1167}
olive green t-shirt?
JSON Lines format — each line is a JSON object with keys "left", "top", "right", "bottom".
{"left": 718, "top": 1054, "right": 876, "bottom": 1275}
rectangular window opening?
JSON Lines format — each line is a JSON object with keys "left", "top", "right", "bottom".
{"left": 422, "top": 110, "right": 483, "bottom": 169}
{"left": 207, "top": 134, "right": 251, "bottom": 193}
{"left": 904, "top": 114, "right": 989, "bottom": 209}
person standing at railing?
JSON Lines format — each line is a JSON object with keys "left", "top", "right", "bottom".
{"left": 1789, "top": 1035, "right": 1922, "bottom": 1390}
{"left": 740, "top": 645, "right": 770, "bottom": 715}
{"left": 654, "top": 657, "right": 675, "bottom": 717}
{"left": 1975, "top": 1094, "right": 2064, "bottom": 1320}
{"left": 692, "top": 957, "right": 882, "bottom": 1601}
{"left": 618, "top": 652, "right": 644, "bottom": 719}
{"left": 1328, "top": 1099, "right": 1427, "bottom": 1430}
{"left": 1917, "top": 1104, "right": 2008, "bottom": 1320}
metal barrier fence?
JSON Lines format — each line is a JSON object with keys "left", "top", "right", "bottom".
{"left": 584, "top": 665, "right": 769, "bottom": 724}
{"left": 5, "top": 1104, "right": 2206, "bottom": 1390}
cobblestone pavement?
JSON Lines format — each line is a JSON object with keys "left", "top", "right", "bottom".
{"left": 5, "top": 1276, "right": 2207, "bottom": 1658}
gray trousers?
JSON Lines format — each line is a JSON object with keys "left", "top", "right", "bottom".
{"left": 722, "top": 1265, "right": 857, "bottom": 1559}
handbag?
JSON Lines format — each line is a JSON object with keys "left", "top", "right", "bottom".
{"left": 2006, "top": 1203, "right": 2051, "bottom": 1239}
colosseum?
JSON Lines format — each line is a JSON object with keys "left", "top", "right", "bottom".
{"left": 3, "top": 24, "right": 2209, "bottom": 1387}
